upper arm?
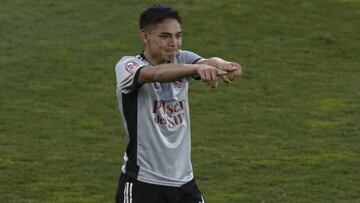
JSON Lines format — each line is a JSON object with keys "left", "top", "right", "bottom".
{"left": 177, "top": 50, "right": 203, "bottom": 64}
{"left": 195, "top": 58, "right": 207, "bottom": 64}
{"left": 115, "top": 57, "right": 146, "bottom": 93}
{"left": 137, "top": 66, "right": 157, "bottom": 85}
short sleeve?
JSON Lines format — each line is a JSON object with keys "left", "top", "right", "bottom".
{"left": 176, "top": 50, "right": 203, "bottom": 64}
{"left": 115, "top": 56, "right": 147, "bottom": 94}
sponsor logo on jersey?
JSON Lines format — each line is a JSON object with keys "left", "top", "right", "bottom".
{"left": 152, "top": 100, "right": 185, "bottom": 114}
{"left": 125, "top": 61, "right": 139, "bottom": 74}
{"left": 152, "top": 100, "right": 186, "bottom": 128}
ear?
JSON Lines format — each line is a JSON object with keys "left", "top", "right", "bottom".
{"left": 139, "top": 29, "right": 148, "bottom": 44}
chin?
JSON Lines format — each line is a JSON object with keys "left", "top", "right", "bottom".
{"left": 164, "top": 53, "right": 176, "bottom": 61}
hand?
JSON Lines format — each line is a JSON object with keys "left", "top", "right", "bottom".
{"left": 200, "top": 57, "right": 242, "bottom": 84}
{"left": 195, "top": 65, "right": 227, "bottom": 88}
{"left": 216, "top": 61, "right": 242, "bottom": 84}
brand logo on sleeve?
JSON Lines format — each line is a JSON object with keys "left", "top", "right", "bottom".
{"left": 125, "top": 61, "right": 139, "bottom": 74}
{"left": 153, "top": 82, "right": 160, "bottom": 90}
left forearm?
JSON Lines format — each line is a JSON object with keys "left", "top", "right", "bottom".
{"left": 196, "top": 57, "right": 226, "bottom": 69}
{"left": 196, "top": 57, "right": 242, "bottom": 82}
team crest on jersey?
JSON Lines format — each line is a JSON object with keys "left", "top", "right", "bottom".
{"left": 174, "top": 79, "right": 185, "bottom": 89}
{"left": 125, "top": 61, "right": 139, "bottom": 74}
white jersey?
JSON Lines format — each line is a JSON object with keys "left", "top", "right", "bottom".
{"left": 115, "top": 50, "right": 202, "bottom": 187}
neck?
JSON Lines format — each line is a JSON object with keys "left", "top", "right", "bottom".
{"left": 143, "top": 49, "right": 167, "bottom": 65}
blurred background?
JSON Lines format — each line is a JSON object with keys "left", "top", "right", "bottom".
{"left": 1, "top": 0, "right": 359, "bottom": 202}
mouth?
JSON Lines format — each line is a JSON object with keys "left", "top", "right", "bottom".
{"left": 164, "top": 50, "right": 177, "bottom": 59}
{"left": 165, "top": 48, "right": 178, "bottom": 53}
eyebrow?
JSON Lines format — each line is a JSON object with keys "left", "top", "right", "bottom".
{"left": 159, "top": 31, "right": 183, "bottom": 35}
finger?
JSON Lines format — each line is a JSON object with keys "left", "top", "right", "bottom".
{"left": 211, "top": 69, "right": 218, "bottom": 88}
{"left": 230, "top": 62, "right": 239, "bottom": 70}
{"left": 229, "top": 69, "right": 238, "bottom": 81}
{"left": 204, "top": 71, "right": 214, "bottom": 87}
{"left": 222, "top": 62, "right": 237, "bottom": 72}
{"left": 198, "top": 71, "right": 206, "bottom": 82}
{"left": 212, "top": 80, "right": 218, "bottom": 88}
{"left": 201, "top": 71, "right": 209, "bottom": 83}
{"left": 211, "top": 69, "right": 218, "bottom": 81}
{"left": 209, "top": 78, "right": 218, "bottom": 88}
{"left": 230, "top": 64, "right": 242, "bottom": 81}
{"left": 216, "top": 69, "right": 227, "bottom": 76}
{"left": 222, "top": 75, "right": 231, "bottom": 84}
{"left": 234, "top": 69, "right": 241, "bottom": 80}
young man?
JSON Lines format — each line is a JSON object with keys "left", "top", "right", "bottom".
{"left": 115, "top": 5, "right": 241, "bottom": 203}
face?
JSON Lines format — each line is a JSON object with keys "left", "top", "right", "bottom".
{"left": 141, "top": 18, "right": 182, "bottom": 64}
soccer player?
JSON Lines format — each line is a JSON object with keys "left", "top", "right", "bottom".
{"left": 115, "top": 4, "right": 242, "bottom": 203}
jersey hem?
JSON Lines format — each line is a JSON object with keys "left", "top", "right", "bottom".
{"left": 136, "top": 176, "right": 194, "bottom": 187}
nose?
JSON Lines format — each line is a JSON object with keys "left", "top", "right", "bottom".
{"left": 168, "top": 36, "right": 178, "bottom": 47}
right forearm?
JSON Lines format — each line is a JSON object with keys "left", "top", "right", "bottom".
{"left": 137, "top": 63, "right": 227, "bottom": 88}
{"left": 139, "top": 64, "right": 198, "bottom": 84}
{"left": 153, "top": 64, "right": 198, "bottom": 82}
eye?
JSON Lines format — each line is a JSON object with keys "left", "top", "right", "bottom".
{"left": 159, "top": 34, "right": 169, "bottom": 39}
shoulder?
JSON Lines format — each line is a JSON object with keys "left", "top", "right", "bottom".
{"left": 176, "top": 49, "right": 197, "bottom": 57}
{"left": 116, "top": 55, "right": 146, "bottom": 67}
{"left": 175, "top": 50, "right": 203, "bottom": 64}
{"left": 115, "top": 55, "right": 147, "bottom": 73}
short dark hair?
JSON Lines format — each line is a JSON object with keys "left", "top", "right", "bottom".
{"left": 139, "top": 4, "right": 182, "bottom": 29}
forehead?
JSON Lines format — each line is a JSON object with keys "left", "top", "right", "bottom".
{"left": 148, "top": 18, "right": 182, "bottom": 33}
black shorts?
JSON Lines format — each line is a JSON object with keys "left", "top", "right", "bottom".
{"left": 115, "top": 173, "right": 205, "bottom": 203}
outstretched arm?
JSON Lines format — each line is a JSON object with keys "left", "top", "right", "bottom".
{"left": 196, "top": 57, "right": 242, "bottom": 83}
{"left": 137, "top": 63, "right": 227, "bottom": 88}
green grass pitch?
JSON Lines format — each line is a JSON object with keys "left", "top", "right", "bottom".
{"left": 1, "top": 0, "right": 359, "bottom": 202}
